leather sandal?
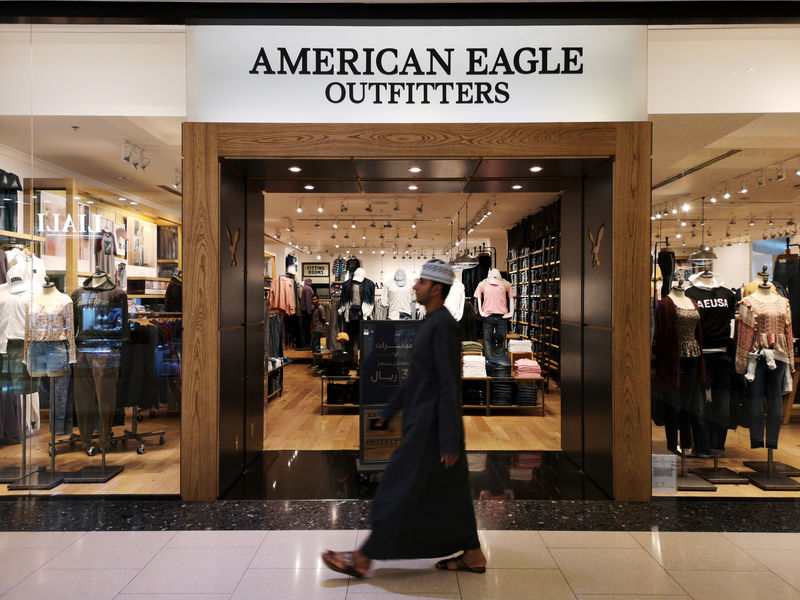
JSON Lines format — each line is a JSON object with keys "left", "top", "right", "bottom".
{"left": 435, "top": 553, "right": 486, "bottom": 574}
{"left": 321, "top": 550, "right": 367, "bottom": 578}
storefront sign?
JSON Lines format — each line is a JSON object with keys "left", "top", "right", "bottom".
{"left": 187, "top": 25, "right": 647, "bottom": 122}
{"left": 36, "top": 211, "right": 105, "bottom": 236}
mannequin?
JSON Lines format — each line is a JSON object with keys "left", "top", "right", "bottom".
{"left": 95, "top": 223, "right": 116, "bottom": 276}
{"left": 164, "top": 271, "right": 182, "bottom": 313}
{"left": 340, "top": 267, "right": 375, "bottom": 357}
{"left": 0, "top": 264, "right": 40, "bottom": 432}
{"left": 444, "top": 269, "right": 466, "bottom": 321}
{"left": 654, "top": 280, "right": 710, "bottom": 456}
{"left": 685, "top": 270, "right": 736, "bottom": 453}
{"left": 71, "top": 267, "right": 128, "bottom": 455}
{"left": 26, "top": 277, "right": 76, "bottom": 435}
{"left": 6, "top": 246, "right": 46, "bottom": 291}
{"left": 742, "top": 266, "right": 778, "bottom": 298}
{"left": 474, "top": 268, "right": 515, "bottom": 358}
{"left": 736, "top": 269, "right": 794, "bottom": 449}
{"left": 383, "top": 268, "right": 415, "bottom": 320}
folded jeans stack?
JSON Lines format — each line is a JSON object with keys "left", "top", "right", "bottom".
{"left": 515, "top": 385, "right": 538, "bottom": 406}
{"left": 488, "top": 356, "right": 514, "bottom": 405}
{"left": 463, "top": 354, "right": 487, "bottom": 378}
{"left": 461, "top": 380, "right": 487, "bottom": 405}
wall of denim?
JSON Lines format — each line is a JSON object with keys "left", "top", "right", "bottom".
{"left": 658, "top": 356, "right": 710, "bottom": 455}
{"left": 747, "top": 356, "right": 788, "bottom": 449}
{"left": 772, "top": 258, "right": 800, "bottom": 338}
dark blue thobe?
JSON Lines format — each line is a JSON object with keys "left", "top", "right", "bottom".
{"left": 360, "top": 307, "right": 480, "bottom": 560}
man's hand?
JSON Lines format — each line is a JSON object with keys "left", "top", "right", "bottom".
{"left": 441, "top": 453, "right": 458, "bottom": 468}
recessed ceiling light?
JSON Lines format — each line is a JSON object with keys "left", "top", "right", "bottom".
{"left": 289, "top": 166, "right": 302, "bottom": 173}
{"left": 351, "top": 222, "right": 356, "bottom": 229}
{"left": 304, "top": 185, "right": 315, "bottom": 190}
{"left": 335, "top": 243, "right": 339, "bottom": 248}
{"left": 710, "top": 195, "right": 717, "bottom": 203}
{"left": 316, "top": 254, "right": 321, "bottom": 259}
{"left": 681, "top": 203, "right": 690, "bottom": 212}
{"left": 408, "top": 185, "right": 418, "bottom": 191}
{"left": 408, "top": 166, "right": 422, "bottom": 173}
{"left": 371, "top": 250, "right": 376, "bottom": 254}
{"left": 332, "top": 223, "right": 338, "bottom": 229}
{"left": 73, "top": 195, "right": 81, "bottom": 200}
{"left": 359, "top": 250, "right": 363, "bottom": 254}
{"left": 529, "top": 166, "right": 543, "bottom": 173}
{"left": 129, "top": 202, "right": 138, "bottom": 206}
{"left": 676, "top": 233, "right": 682, "bottom": 239}
{"left": 86, "top": 200, "right": 94, "bottom": 204}
{"left": 118, "top": 197, "right": 126, "bottom": 202}
{"left": 380, "top": 250, "right": 385, "bottom": 254}
{"left": 512, "top": 185, "right": 523, "bottom": 190}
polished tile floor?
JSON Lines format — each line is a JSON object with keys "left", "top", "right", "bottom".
{"left": 2, "top": 529, "right": 800, "bottom": 599}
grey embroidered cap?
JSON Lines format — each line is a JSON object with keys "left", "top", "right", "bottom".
{"left": 420, "top": 259, "right": 454, "bottom": 285}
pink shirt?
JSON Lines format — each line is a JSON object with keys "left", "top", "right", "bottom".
{"left": 474, "top": 281, "right": 514, "bottom": 315}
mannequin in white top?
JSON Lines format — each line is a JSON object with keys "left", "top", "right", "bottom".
{"left": 444, "top": 268, "right": 466, "bottom": 321}
{"left": 383, "top": 268, "right": 415, "bottom": 320}
{"left": 667, "top": 280, "right": 695, "bottom": 309}
{"left": 476, "top": 269, "right": 515, "bottom": 318}
{"left": 689, "top": 270, "right": 721, "bottom": 289}
{"left": 340, "top": 267, "right": 375, "bottom": 320}
{"left": 37, "top": 278, "right": 67, "bottom": 305}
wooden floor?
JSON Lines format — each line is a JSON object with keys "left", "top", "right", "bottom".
{"left": 0, "top": 409, "right": 180, "bottom": 496}
{"left": 652, "top": 417, "right": 800, "bottom": 498}
{"left": 265, "top": 362, "right": 562, "bottom": 452}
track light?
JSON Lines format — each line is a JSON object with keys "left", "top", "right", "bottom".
{"left": 351, "top": 221, "right": 356, "bottom": 229}
{"left": 340, "top": 200, "right": 348, "bottom": 213}
{"left": 739, "top": 179, "right": 748, "bottom": 194}
{"left": 370, "top": 220, "right": 376, "bottom": 228}
{"left": 417, "top": 200, "right": 423, "bottom": 213}
{"left": 680, "top": 221, "right": 687, "bottom": 227}
{"left": 656, "top": 212, "right": 662, "bottom": 219}
{"left": 662, "top": 207, "right": 669, "bottom": 217}
{"left": 362, "top": 233, "right": 366, "bottom": 240}
{"left": 315, "top": 220, "right": 320, "bottom": 229}
{"left": 709, "top": 194, "right": 717, "bottom": 203}
{"left": 777, "top": 165, "right": 786, "bottom": 181}
{"left": 723, "top": 187, "right": 731, "bottom": 199}
{"left": 365, "top": 201, "right": 372, "bottom": 212}
{"left": 332, "top": 222, "right": 338, "bottom": 229}
{"left": 317, "top": 200, "right": 324, "bottom": 213}
{"left": 393, "top": 200, "right": 400, "bottom": 211}
{"left": 757, "top": 169, "right": 766, "bottom": 187}
{"left": 681, "top": 202, "right": 690, "bottom": 212}
{"left": 296, "top": 200, "right": 303, "bottom": 213}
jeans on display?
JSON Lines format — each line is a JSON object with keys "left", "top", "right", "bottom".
{"left": 482, "top": 314, "right": 508, "bottom": 359}
{"left": 661, "top": 357, "right": 710, "bottom": 454}
{"left": 773, "top": 259, "right": 800, "bottom": 338}
{"left": 747, "top": 356, "right": 788, "bottom": 449}
{"left": 703, "top": 353, "right": 733, "bottom": 452}
{"left": 73, "top": 349, "right": 120, "bottom": 451}
{"left": 0, "top": 195, "right": 18, "bottom": 232}
{"left": 27, "top": 341, "right": 69, "bottom": 377}
{"left": 47, "top": 371, "right": 72, "bottom": 436}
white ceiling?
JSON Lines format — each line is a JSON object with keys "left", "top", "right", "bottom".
{"left": 1, "top": 112, "right": 799, "bottom": 254}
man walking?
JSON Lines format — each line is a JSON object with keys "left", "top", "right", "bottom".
{"left": 322, "top": 259, "right": 486, "bottom": 577}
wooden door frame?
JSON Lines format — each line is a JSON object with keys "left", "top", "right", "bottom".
{"left": 181, "top": 122, "right": 652, "bottom": 502}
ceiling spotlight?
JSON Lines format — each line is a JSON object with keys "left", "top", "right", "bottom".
{"left": 796, "top": 166, "right": 800, "bottom": 176}
{"left": 344, "top": 232, "right": 350, "bottom": 239}
{"left": 681, "top": 202, "right": 690, "bottom": 212}
{"left": 332, "top": 222, "right": 338, "bottom": 229}
{"left": 346, "top": 250, "right": 350, "bottom": 254}
{"left": 129, "top": 201, "right": 139, "bottom": 206}
{"left": 671, "top": 206, "right": 678, "bottom": 215}
{"left": 365, "top": 201, "right": 373, "bottom": 212}
{"left": 757, "top": 169, "right": 766, "bottom": 187}
{"left": 411, "top": 221, "right": 417, "bottom": 229}
{"left": 371, "top": 250, "right": 376, "bottom": 254}
{"left": 407, "top": 185, "right": 418, "bottom": 191}
{"left": 362, "top": 233, "right": 366, "bottom": 240}
{"left": 289, "top": 166, "right": 302, "bottom": 173}
{"left": 676, "top": 233, "right": 682, "bottom": 239}
{"left": 749, "top": 219, "right": 755, "bottom": 227}
{"left": 316, "top": 254, "right": 321, "bottom": 260}
{"left": 351, "top": 221, "right": 356, "bottom": 229}
{"left": 651, "top": 215, "right": 656, "bottom": 221}
{"left": 304, "top": 185, "right": 315, "bottom": 190}
{"left": 317, "top": 200, "right": 324, "bottom": 213}
{"left": 296, "top": 200, "right": 303, "bottom": 213}
{"left": 73, "top": 195, "right": 81, "bottom": 200}
{"left": 119, "top": 197, "right": 127, "bottom": 202}
{"left": 529, "top": 165, "right": 543, "bottom": 173}
{"left": 380, "top": 250, "right": 385, "bottom": 255}
{"left": 393, "top": 200, "right": 401, "bottom": 211}
{"left": 680, "top": 221, "right": 687, "bottom": 227}
{"left": 370, "top": 220, "right": 376, "bottom": 228}
{"left": 315, "top": 220, "right": 320, "bottom": 229}
{"left": 723, "top": 187, "right": 731, "bottom": 199}
{"left": 359, "top": 249, "right": 363, "bottom": 255}
{"left": 384, "top": 220, "right": 392, "bottom": 228}
{"left": 86, "top": 200, "right": 94, "bottom": 205}
{"left": 340, "top": 201, "right": 348, "bottom": 213}
{"left": 769, "top": 217, "right": 775, "bottom": 226}
{"left": 408, "top": 166, "right": 422, "bottom": 173}
{"left": 710, "top": 194, "right": 717, "bottom": 203}
{"left": 739, "top": 179, "right": 748, "bottom": 194}
{"left": 335, "top": 243, "right": 339, "bottom": 248}
{"left": 656, "top": 213, "right": 662, "bottom": 219}
{"left": 777, "top": 165, "right": 786, "bottom": 181}
{"left": 512, "top": 185, "right": 523, "bottom": 190}
{"left": 416, "top": 200, "right": 423, "bottom": 213}
{"left": 331, "top": 232, "right": 336, "bottom": 239}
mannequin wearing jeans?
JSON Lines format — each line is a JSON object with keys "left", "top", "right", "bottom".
{"left": 654, "top": 285, "right": 710, "bottom": 456}
{"left": 475, "top": 269, "right": 515, "bottom": 359}
{"left": 735, "top": 281, "right": 795, "bottom": 449}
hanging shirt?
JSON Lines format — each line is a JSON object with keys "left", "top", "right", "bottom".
{"left": 444, "top": 280, "right": 466, "bottom": 321}
{"left": 269, "top": 276, "right": 296, "bottom": 315}
{"left": 474, "top": 279, "right": 514, "bottom": 315}
{"left": 685, "top": 285, "right": 736, "bottom": 351}
{"left": 0, "top": 287, "right": 32, "bottom": 352}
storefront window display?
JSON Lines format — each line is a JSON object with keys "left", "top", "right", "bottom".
{"left": 0, "top": 24, "right": 185, "bottom": 495}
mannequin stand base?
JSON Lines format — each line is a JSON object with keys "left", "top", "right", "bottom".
{"left": 0, "top": 466, "right": 44, "bottom": 483}
{"left": 677, "top": 474, "right": 717, "bottom": 492}
{"left": 742, "top": 461, "right": 800, "bottom": 477}
{"left": 690, "top": 467, "right": 749, "bottom": 485}
{"left": 7, "top": 470, "right": 65, "bottom": 490}
{"left": 741, "top": 471, "right": 800, "bottom": 491}
{"left": 62, "top": 465, "right": 124, "bottom": 484}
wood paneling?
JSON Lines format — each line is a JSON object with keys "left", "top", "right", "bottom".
{"left": 217, "top": 123, "right": 617, "bottom": 159}
{"left": 612, "top": 122, "right": 653, "bottom": 502}
{"left": 181, "top": 122, "right": 220, "bottom": 501}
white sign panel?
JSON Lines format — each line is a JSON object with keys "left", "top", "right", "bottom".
{"left": 187, "top": 25, "right": 647, "bottom": 123}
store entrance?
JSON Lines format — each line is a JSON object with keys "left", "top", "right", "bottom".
{"left": 181, "top": 122, "right": 652, "bottom": 502}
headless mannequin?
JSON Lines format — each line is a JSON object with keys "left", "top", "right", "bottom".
{"left": 691, "top": 270, "right": 721, "bottom": 289}
{"left": 90, "top": 267, "right": 110, "bottom": 289}
{"left": 350, "top": 268, "right": 374, "bottom": 319}
{"left": 753, "top": 278, "right": 779, "bottom": 303}
{"left": 37, "top": 278, "right": 63, "bottom": 305}
{"left": 668, "top": 281, "right": 695, "bottom": 309}
{"left": 476, "top": 268, "right": 515, "bottom": 318}
{"left": 444, "top": 269, "right": 466, "bottom": 321}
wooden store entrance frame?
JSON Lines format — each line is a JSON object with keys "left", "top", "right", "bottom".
{"left": 181, "top": 122, "right": 652, "bottom": 502}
